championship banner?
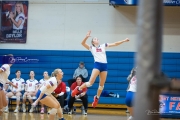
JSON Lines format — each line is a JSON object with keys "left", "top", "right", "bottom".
{"left": 110, "top": 0, "right": 180, "bottom": 6}
{"left": 0, "top": 1, "right": 28, "bottom": 43}
{"left": 159, "top": 93, "right": 180, "bottom": 118}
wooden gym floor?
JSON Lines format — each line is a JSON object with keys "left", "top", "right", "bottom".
{"left": 0, "top": 108, "right": 179, "bottom": 120}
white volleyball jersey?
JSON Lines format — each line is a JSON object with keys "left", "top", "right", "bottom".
{"left": 13, "top": 12, "right": 25, "bottom": 29}
{"left": 11, "top": 78, "right": 25, "bottom": 91}
{"left": 26, "top": 79, "right": 38, "bottom": 92}
{"left": 39, "top": 79, "right": 46, "bottom": 85}
{"left": 128, "top": 76, "right": 137, "bottom": 92}
{"left": 40, "top": 77, "right": 57, "bottom": 95}
{"left": 0, "top": 64, "right": 10, "bottom": 84}
{"left": 89, "top": 43, "right": 108, "bottom": 63}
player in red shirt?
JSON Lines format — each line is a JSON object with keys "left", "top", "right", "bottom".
{"left": 53, "top": 79, "right": 67, "bottom": 112}
{"left": 68, "top": 76, "right": 88, "bottom": 115}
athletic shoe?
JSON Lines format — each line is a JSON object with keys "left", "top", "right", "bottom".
{"left": 40, "top": 107, "right": 44, "bottom": 114}
{"left": 128, "top": 116, "right": 133, "bottom": 120}
{"left": 92, "top": 96, "right": 99, "bottom": 108}
{"left": 68, "top": 109, "right": 72, "bottom": 115}
{"left": 84, "top": 110, "right": 87, "bottom": 115}
{"left": 4, "top": 106, "right": 9, "bottom": 113}
{"left": 29, "top": 106, "right": 34, "bottom": 113}
{"left": 71, "top": 86, "right": 79, "bottom": 97}
{"left": 14, "top": 106, "right": 19, "bottom": 113}
{"left": 22, "top": 104, "right": 26, "bottom": 113}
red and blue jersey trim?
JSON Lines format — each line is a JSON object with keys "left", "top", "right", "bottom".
{"left": 49, "top": 81, "right": 54, "bottom": 86}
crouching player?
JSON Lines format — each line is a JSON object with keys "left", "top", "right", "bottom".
{"left": 33, "top": 69, "right": 65, "bottom": 120}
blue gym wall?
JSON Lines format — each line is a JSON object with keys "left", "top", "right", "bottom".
{"left": 0, "top": 49, "right": 180, "bottom": 104}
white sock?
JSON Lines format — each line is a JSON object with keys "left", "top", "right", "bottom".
{"left": 96, "top": 96, "right": 99, "bottom": 99}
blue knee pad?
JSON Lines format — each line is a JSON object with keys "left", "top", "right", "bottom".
{"left": 125, "top": 91, "right": 135, "bottom": 107}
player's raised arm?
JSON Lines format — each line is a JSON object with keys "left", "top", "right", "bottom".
{"left": 108, "top": 38, "right": 130, "bottom": 47}
{"left": 81, "top": 31, "right": 91, "bottom": 50}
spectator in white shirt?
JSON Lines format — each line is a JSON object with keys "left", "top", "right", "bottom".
{"left": 22, "top": 71, "right": 38, "bottom": 113}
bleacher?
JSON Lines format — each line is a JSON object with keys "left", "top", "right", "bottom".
{"left": 0, "top": 49, "right": 180, "bottom": 108}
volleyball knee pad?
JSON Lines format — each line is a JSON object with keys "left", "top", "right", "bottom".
{"left": 27, "top": 95, "right": 32, "bottom": 99}
{"left": 57, "top": 107, "right": 62, "bottom": 114}
{"left": 49, "top": 108, "right": 57, "bottom": 115}
{"left": 85, "top": 82, "right": 92, "bottom": 87}
{"left": 16, "top": 96, "right": 20, "bottom": 101}
{"left": 98, "top": 86, "right": 104, "bottom": 90}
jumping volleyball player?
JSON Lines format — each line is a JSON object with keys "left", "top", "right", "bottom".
{"left": 0, "top": 54, "right": 17, "bottom": 114}
{"left": 32, "top": 69, "right": 65, "bottom": 120}
{"left": 72, "top": 31, "right": 130, "bottom": 107}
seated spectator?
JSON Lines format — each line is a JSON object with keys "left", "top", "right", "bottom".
{"left": 22, "top": 71, "right": 38, "bottom": 113}
{"left": 4, "top": 70, "right": 25, "bottom": 113}
{"left": 53, "top": 79, "right": 67, "bottom": 113}
{"left": 38, "top": 71, "right": 49, "bottom": 114}
{"left": 68, "top": 61, "right": 88, "bottom": 87}
{"left": 68, "top": 76, "right": 88, "bottom": 115}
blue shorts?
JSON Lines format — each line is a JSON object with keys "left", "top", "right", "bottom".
{"left": 36, "top": 89, "right": 47, "bottom": 100}
{"left": 0, "top": 83, "right": 3, "bottom": 90}
{"left": 94, "top": 62, "right": 108, "bottom": 72}
{"left": 125, "top": 91, "right": 135, "bottom": 107}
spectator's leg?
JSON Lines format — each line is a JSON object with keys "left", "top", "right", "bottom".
{"left": 59, "top": 95, "right": 65, "bottom": 108}
{"left": 63, "top": 93, "right": 68, "bottom": 106}
{"left": 22, "top": 92, "right": 28, "bottom": 112}
{"left": 80, "top": 94, "right": 88, "bottom": 111}
{"left": 40, "top": 103, "right": 45, "bottom": 114}
{"left": 28, "top": 92, "right": 36, "bottom": 113}
{"left": 67, "top": 96, "right": 76, "bottom": 114}
{"left": 14, "top": 92, "right": 21, "bottom": 112}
